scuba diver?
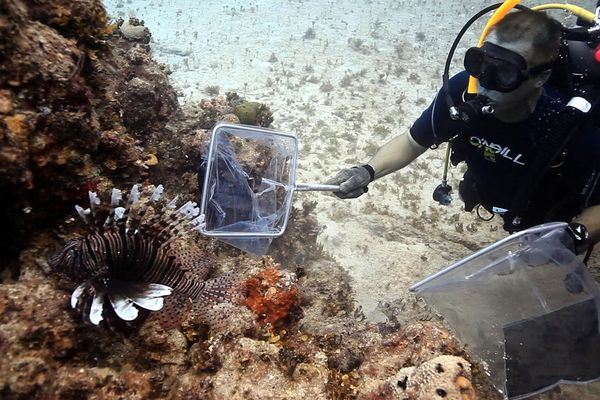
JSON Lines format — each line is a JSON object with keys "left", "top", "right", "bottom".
{"left": 326, "top": 8, "right": 600, "bottom": 255}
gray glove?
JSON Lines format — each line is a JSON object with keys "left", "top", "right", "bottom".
{"left": 326, "top": 166, "right": 373, "bottom": 199}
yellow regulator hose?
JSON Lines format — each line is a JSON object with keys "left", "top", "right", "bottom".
{"left": 531, "top": 3, "right": 594, "bottom": 22}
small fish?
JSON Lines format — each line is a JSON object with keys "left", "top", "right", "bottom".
{"left": 49, "top": 184, "right": 242, "bottom": 330}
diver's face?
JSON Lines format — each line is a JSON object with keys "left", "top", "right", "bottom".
{"left": 475, "top": 35, "right": 543, "bottom": 111}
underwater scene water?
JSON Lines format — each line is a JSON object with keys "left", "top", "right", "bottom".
{"left": 1, "top": 0, "right": 600, "bottom": 398}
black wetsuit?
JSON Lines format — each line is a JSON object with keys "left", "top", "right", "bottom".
{"left": 410, "top": 71, "right": 600, "bottom": 230}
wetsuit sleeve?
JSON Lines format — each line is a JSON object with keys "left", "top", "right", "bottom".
{"left": 409, "top": 71, "right": 469, "bottom": 148}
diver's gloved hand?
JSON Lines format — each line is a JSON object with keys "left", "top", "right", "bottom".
{"left": 326, "top": 165, "right": 375, "bottom": 199}
{"left": 565, "top": 222, "right": 590, "bottom": 254}
{"left": 562, "top": 222, "right": 590, "bottom": 294}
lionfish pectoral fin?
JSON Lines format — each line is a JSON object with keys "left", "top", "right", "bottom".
{"left": 194, "top": 274, "right": 246, "bottom": 305}
{"left": 154, "top": 293, "right": 190, "bottom": 329}
{"left": 131, "top": 296, "right": 165, "bottom": 312}
{"left": 108, "top": 293, "right": 139, "bottom": 321}
{"left": 138, "top": 283, "right": 173, "bottom": 298}
{"left": 132, "top": 283, "right": 173, "bottom": 311}
{"left": 108, "top": 280, "right": 173, "bottom": 316}
{"left": 89, "top": 292, "right": 105, "bottom": 325}
{"left": 71, "top": 283, "right": 87, "bottom": 309}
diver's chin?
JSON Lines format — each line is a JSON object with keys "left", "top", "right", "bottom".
{"left": 479, "top": 91, "right": 516, "bottom": 110}
{"left": 477, "top": 88, "right": 500, "bottom": 102}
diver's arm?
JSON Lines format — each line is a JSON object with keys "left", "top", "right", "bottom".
{"left": 573, "top": 204, "right": 600, "bottom": 247}
{"left": 367, "top": 132, "right": 428, "bottom": 180}
{"left": 326, "top": 132, "right": 428, "bottom": 199}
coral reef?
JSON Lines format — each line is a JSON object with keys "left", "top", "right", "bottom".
{"left": 118, "top": 17, "right": 151, "bottom": 43}
{"left": 233, "top": 100, "right": 274, "bottom": 126}
{"left": 189, "top": 93, "right": 273, "bottom": 130}
{"left": 392, "top": 355, "right": 476, "bottom": 400}
{"left": 0, "top": 0, "right": 177, "bottom": 264}
{"left": 243, "top": 266, "right": 301, "bottom": 330}
{"left": 211, "top": 337, "right": 330, "bottom": 399}
{"left": 0, "top": 1, "right": 502, "bottom": 399}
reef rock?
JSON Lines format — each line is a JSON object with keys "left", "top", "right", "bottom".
{"left": 0, "top": 0, "right": 178, "bottom": 265}
{"left": 119, "top": 18, "right": 151, "bottom": 43}
{"left": 393, "top": 355, "right": 476, "bottom": 400}
{"left": 211, "top": 337, "right": 330, "bottom": 399}
{"left": 243, "top": 266, "right": 301, "bottom": 330}
{"left": 233, "top": 100, "right": 274, "bottom": 127}
{"left": 358, "top": 322, "right": 463, "bottom": 396}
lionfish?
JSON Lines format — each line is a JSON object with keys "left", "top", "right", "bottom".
{"left": 48, "top": 184, "right": 242, "bottom": 329}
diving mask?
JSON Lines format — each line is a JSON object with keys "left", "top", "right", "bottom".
{"left": 464, "top": 42, "right": 555, "bottom": 92}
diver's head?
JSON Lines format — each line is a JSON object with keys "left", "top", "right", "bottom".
{"left": 465, "top": 10, "right": 561, "bottom": 120}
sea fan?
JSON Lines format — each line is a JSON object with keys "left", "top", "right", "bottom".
{"left": 49, "top": 184, "right": 242, "bottom": 329}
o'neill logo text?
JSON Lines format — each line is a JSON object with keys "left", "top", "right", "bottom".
{"left": 469, "top": 136, "right": 525, "bottom": 165}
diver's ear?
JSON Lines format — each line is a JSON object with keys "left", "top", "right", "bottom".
{"left": 535, "top": 69, "right": 552, "bottom": 88}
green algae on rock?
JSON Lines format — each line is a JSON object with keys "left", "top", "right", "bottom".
{"left": 234, "top": 101, "right": 274, "bottom": 127}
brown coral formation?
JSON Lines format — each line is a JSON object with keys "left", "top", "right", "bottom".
{"left": 392, "top": 355, "right": 477, "bottom": 400}
{"left": 186, "top": 92, "right": 273, "bottom": 130}
{"left": 0, "top": 0, "right": 180, "bottom": 264}
{"left": 243, "top": 266, "right": 301, "bottom": 329}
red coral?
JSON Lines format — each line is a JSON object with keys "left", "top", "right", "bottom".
{"left": 242, "top": 268, "right": 299, "bottom": 329}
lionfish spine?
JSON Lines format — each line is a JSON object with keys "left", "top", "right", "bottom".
{"left": 103, "top": 188, "right": 123, "bottom": 228}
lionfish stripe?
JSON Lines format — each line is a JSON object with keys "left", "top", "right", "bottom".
{"left": 90, "top": 292, "right": 105, "bottom": 325}
{"left": 81, "top": 237, "right": 98, "bottom": 271}
{"left": 71, "top": 283, "right": 87, "bottom": 308}
{"left": 102, "top": 231, "right": 120, "bottom": 268}
{"left": 141, "top": 252, "right": 172, "bottom": 283}
{"left": 124, "top": 234, "right": 136, "bottom": 268}
{"left": 130, "top": 235, "right": 159, "bottom": 278}
{"left": 152, "top": 260, "right": 178, "bottom": 286}
{"left": 176, "top": 278, "right": 201, "bottom": 296}
{"left": 89, "top": 234, "right": 107, "bottom": 266}
{"left": 108, "top": 293, "right": 139, "bottom": 321}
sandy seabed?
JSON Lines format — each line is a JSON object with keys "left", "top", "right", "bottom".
{"left": 104, "top": 0, "right": 596, "bottom": 321}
